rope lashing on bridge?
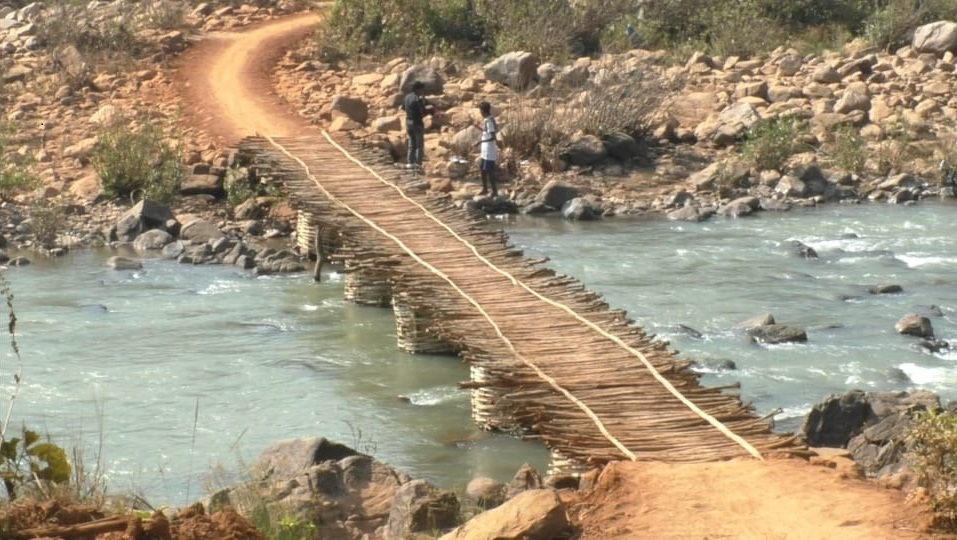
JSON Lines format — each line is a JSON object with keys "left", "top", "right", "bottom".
{"left": 263, "top": 131, "right": 764, "bottom": 462}
{"left": 263, "top": 133, "right": 635, "bottom": 460}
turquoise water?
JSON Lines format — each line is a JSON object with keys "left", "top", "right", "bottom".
{"left": 2, "top": 201, "right": 955, "bottom": 506}
{"left": 506, "top": 202, "right": 957, "bottom": 431}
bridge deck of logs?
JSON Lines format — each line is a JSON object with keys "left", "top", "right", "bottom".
{"left": 239, "top": 132, "right": 806, "bottom": 470}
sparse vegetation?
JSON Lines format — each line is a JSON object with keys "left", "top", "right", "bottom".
{"left": 0, "top": 426, "right": 71, "bottom": 500}
{"left": 225, "top": 167, "right": 280, "bottom": 210}
{"left": 250, "top": 505, "right": 317, "bottom": 540}
{"left": 741, "top": 117, "right": 812, "bottom": 171}
{"left": 874, "top": 122, "right": 916, "bottom": 176}
{"left": 35, "top": 1, "right": 144, "bottom": 61}
{"left": 92, "top": 121, "right": 184, "bottom": 203}
{"left": 319, "top": 0, "right": 957, "bottom": 62}
{"left": 907, "top": 408, "right": 957, "bottom": 527}
{"left": 0, "top": 124, "right": 40, "bottom": 203}
{"left": 501, "top": 70, "right": 670, "bottom": 170}
{"left": 827, "top": 124, "right": 867, "bottom": 175}
{"left": 28, "top": 201, "right": 65, "bottom": 249}
{"left": 142, "top": 0, "right": 190, "bottom": 32}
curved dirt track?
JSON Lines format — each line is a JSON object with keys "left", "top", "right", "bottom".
{"left": 171, "top": 14, "right": 948, "bottom": 540}
{"left": 175, "top": 11, "right": 320, "bottom": 146}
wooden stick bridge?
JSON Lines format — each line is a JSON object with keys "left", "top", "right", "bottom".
{"left": 240, "top": 132, "right": 805, "bottom": 471}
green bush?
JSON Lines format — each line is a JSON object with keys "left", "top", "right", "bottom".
{"left": 907, "top": 409, "right": 957, "bottom": 525}
{"left": 318, "top": 0, "right": 484, "bottom": 59}
{"left": 0, "top": 124, "right": 40, "bottom": 202}
{"left": 92, "top": 122, "right": 184, "bottom": 203}
{"left": 29, "top": 201, "right": 66, "bottom": 249}
{"left": 826, "top": 124, "right": 866, "bottom": 174}
{"left": 741, "top": 117, "right": 812, "bottom": 171}
{"left": 36, "top": 2, "right": 144, "bottom": 59}
{"left": 0, "top": 426, "right": 72, "bottom": 500}
{"left": 224, "top": 167, "right": 280, "bottom": 209}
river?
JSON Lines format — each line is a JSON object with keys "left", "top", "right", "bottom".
{"left": 2, "top": 201, "right": 955, "bottom": 506}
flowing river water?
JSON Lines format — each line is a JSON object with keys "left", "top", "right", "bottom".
{"left": 2, "top": 202, "right": 955, "bottom": 506}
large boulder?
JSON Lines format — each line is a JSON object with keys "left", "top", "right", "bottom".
{"left": 439, "top": 489, "right": 570, "bottom": 540}
{"left": 464, "top": 477, "right": 505, "bottom": 510}
{"left": 399, "top": 65, "right": 444, "bottom": 95}
{"left": 912, "top": 21, "right": 957, "bottom": 56}
{"left": 112, "top": 200, "right": 177, "bottom": 242}
{"left": 562, "top": 134, "right": 607, "bottom": 166}
{"left": 803, "top": 391, "right": 942, "bottom": 478}
{"left": 561, "top": 197, "right": 599, "bottom": 221}
{"left": 330, "top": 95, "right": 369, "bottom": 124}
{"left": 132, "top": 229, "right": 173, "bottom": 252}
{"left": 534, "top": 180, "right": 580, "bottom": 210}
{"left": 179, "top": 174, "right": 224, "bottom": 197}
{"left": 802, "top": 389, "right": 870, "bottom": 447}
{"left": 895, "top": 313, "right": 934, "bottom": 338}
{"left": 746, "top": 324, "right": 807, "bottom": 345}
{"left": 179, "top": 218, "right": 224, "bottom": 243}
{"left": 483, "top": 51, "right": 539, "bottom": 91}
{"left": 602, "top": 132, "right": 640, "bottom": 161}
{"left": 385, "top": 480, "right": 459, "bottom": 540}
{"left": 666, "top": 204, "right": 714, "bottom": 222}
{"left": 106, "top": 256, "right": 142, "bottom": 271}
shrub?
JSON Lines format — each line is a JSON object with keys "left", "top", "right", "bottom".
{"left": 741, "top": 117, "right": 812, "bottom": 171}
{"left": 224, "top": 167, "right": 279, "bottom": 209}
{"left": 862, "top": 0, "right": 957, "bottom": 51}
{"left": 873, "top": 122, "right": 914, "bottom": 176}
{"left": 36, "top": 2, "right": 144, "bottom": 60}
{"left": 0, "top": 124, "right": 40, "bottom": 202}
{"left": 0, "top": 426, "right": 72, "bottom": 499}
{"left": 502, "top": 68, "right": 672, "bottom": 169}
{"left": 142, "top": 0, "right": 189, "bottom": 32}
{"left": 826, "top": 124, "right": 866, "bottom": 174}
{"left": 29, "top": 201, "right": 66, "bottom": 249}
{"left": 318, "top": 0, "right": 484, "bottom": 59}
{"left": 907, "top": 409, "right": 957, "bottom": 525}
{"left": 92, "top": 122, "right": 184, "bottom": 203}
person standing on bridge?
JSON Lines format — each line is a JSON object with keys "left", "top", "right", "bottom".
{"left": 403, "top": 81, "right": 428, "bottom": 170}
{"left": 476, "top": 101, "right": 498, "bottom": 197}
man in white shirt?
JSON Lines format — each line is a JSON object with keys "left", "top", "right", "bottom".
{"left": 476, "top": 101, "right": 498, "bottom": 197}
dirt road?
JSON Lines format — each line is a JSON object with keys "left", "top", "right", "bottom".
{"left": 170, "top": 13, "right": 949, "bottom": 540}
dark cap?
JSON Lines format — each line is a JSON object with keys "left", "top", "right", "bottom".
{"left": 478, "top": 101, "right": 491, "bottom": 114}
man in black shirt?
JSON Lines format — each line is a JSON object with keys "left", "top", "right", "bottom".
{"left": 403, "top": 81, "right": 427, "bottom": 169}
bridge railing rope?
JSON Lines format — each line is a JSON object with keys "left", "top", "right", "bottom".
{"left": 262, "top": 132, "right": 764, "bottom": 461}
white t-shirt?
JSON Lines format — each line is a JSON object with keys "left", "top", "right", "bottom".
{"left": 480, "top": 116, "right": 498, "bottom": 161}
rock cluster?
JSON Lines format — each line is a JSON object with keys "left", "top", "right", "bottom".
{"left": 209, "top": 437, "right": 575, "bottom": 540}
{"left": 274, "top": 20, "right": 957, "bottom": 221}
{"left": 801, "top": 389, "right": 953, "bottom": 479}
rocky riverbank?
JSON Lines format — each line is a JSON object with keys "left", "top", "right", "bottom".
{"left": 4, "top": 5, "right": 957, "bottom": 261}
